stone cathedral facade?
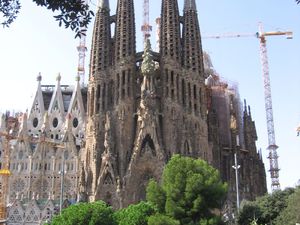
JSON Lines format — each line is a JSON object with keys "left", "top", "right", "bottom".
{"left": 80, "top": 0, "right": 267, "bottom": 209}
{"left": 0, "top": 74, "right": 87, "bottom": 224}
{"left": 0, "top": 0, "right": 267, "bottom": 224}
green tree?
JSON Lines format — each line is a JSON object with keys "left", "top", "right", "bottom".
{"left": 237, "top": 201, "right": 262, "bottom": 225}
{"left": 50, "top": 201, "right": 116, "bottom": 225}
{"left": 199, "top": 217, "right": 225, "bottom": 225}
{"left": 146, "top": 155, "right": 227, "bottom": 225}
{"left": 0, "top": 0, "right": 94, "bottom": 37}
{"left": 146, "top": 179, "right": 166, "bottom": 213}
{"left": 238, "top": 187, "right": 295, "bottom": 225}
{"left": 275, "top": 187, "right": 300, "bottom": 225}
{"left": 114, "top": 201, "right": 156, "bottom": 225}
{"left": 148, "top": 214, "right": 180, "bottom": 225}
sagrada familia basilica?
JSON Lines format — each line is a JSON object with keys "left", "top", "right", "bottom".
{"left": 0, "top": 0, "right": 267, "bottom": 224}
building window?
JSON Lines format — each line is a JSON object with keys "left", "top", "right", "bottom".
{"left": 52, "top": 118, "right": 58, "bottom": 128}
{"left": 73, "top": 118, "right": 79, "bottom": 128}
{"left": 33, "top": 118, "right": 39, "bottom": 128}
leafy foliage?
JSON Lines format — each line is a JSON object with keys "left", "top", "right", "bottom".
{"left": 148, "top": 214, "right": 180, "bottom": 225}
{"left": 0, "top": 0, "right": 21, "bottom": 27}
{"left": 147, "top": 155, "right": 228, "bottom": 225}
{"left": 238, "top": 187, "right": 295, "bottom": 225}
{"left": 199, "top": 217, "right": 225, "bottom": 225}
{"left": 50, "top": 201, "right": 116, "bottom": 225}
{"left": 275, "top": 187, "right": 300, "bottom": 225}
{"left": 0, "top": 0, "right": 94, "bottom": 37}
{"left": 114, "top": 201, "right": 156, "bottom": 225}
{"left": 237, "top": 201, "right": 261, "bottom": 225}
{"left": 146, "top": 179, "right": 166, "bottom": 213}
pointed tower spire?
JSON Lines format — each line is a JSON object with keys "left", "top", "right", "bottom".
{"left": 31, "top": 73, "right": 45, "bottom": 115}
{"left": 184, "top": 0, "right": 196, "bottom": 11}
{"left": 248, "top": 105, "right": 252, "bottom": 118}
{"left": 27, "top": 73, "right": 46, "bottom": 138}
{"left": 98, "top": 0, "right": 109, "bottom": 9}
{"left": 30, "top": 73, "right": 45, "bottom": 116}
{"left": 114, "top": 0, "right": 136, "bottom": 62}
{"left": 90, "top": 0, "right": 111, "bottom": 78}
{"left": 160, "top": 0, "right": 181, "bottom": 61}
{"left": 244, "top": 99, "right": 248, "bottom": 114}
{"left": 48, "top": 73, "right": 64, "bottom": 117}
{"left": 182, "top": 0, "right": 204, "bottom": 75}
{"left": 68, "top": 75, "right": 85, "bottom": 120}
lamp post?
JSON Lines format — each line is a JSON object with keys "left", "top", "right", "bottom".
{"left": 232, "top": 152, "right": 240, "bottom": 213}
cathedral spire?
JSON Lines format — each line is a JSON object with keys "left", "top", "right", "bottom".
{"left": 68, "top": 75, "right": 85, "bottom": 120}
{"left": 182, "top": 0, "right": 204, "bottom": 75}
{"left": 114, "top": 0, "right": 136, "bottom": 62}
{"left": 90, "top": 0, "right": 111, "bottom": 77}
{"left": 30, "top": 73, "right": 45, "bottom": 116}
{"left": 244, "top": 99, "right": 248, "bottom": 115}
{"left": 184, "top": 0, "right": 197, "bottom": 12}
{"left": 160, "top": 0, "right": 181, "bottom": 61}
{"left": 98, "top": 0, "right": 109, "bottom": 9}
{"left": 48, "top": 73, "right": 64, "bottom": 117}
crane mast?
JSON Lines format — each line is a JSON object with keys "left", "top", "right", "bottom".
{"left": 77, "top": 34, "right": 87, "bottom": 87}
{"left": 203, "top": 23, "right": 292, "bottom": 191}
{"left": 141, "top": 0, "right": 152, "bottom": 42}
{"left": 257, "top": 23, "right": 291, "bottom": 191}
{"left": 77, "top": 0, "right": 88, "bottom": 87}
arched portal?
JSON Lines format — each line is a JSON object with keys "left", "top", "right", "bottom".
{"left": 141, "top": 134, "right": 156, "bottom": 156}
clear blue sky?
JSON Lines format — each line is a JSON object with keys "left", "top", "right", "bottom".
{"left": 0, "top": 0, "right": 300, "bottom": 191}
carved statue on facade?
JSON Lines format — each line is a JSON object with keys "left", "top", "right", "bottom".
{"left": 104, "top": 111, "right": 113, "bottom": 153}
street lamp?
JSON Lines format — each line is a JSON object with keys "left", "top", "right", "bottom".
{"left": 232, "top": 152, "right": 240, "bottom": 212}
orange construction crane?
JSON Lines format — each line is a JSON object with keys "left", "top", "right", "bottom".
{"left": 203, "top": 22, "right": 292, "bottom": 191}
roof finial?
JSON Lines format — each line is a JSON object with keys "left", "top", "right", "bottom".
{"left": 56, "top": 73, "right": 61, "bottom": 82}
{"left": 37, "top": 72, "right": 42, "bottom": 82}
{"left": 184, "top": 0, "right": 197, "bottom": 12}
